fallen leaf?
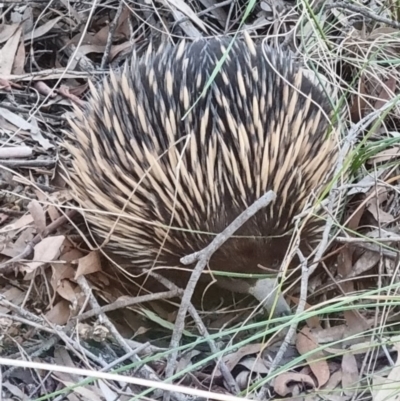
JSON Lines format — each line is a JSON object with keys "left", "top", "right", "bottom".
{"left": 350, "top": 76, "right": 368, "bottom": 123}
{"left": 47, "top": 205, "right": 61, "bottom": 222}
{"left": 24, "top": 16, "right": 63, "bottom": 41}
{"left": 54, "top": 348, "right": 75, "bottom": 369}
{"left": 12, "top": 36, "right": 25, "bottom": 74}
{"left": 369, "top": 27, "right": 400, "bottom": 39}
{"left": 22, "top": 235, "right": 65, "bottom": 273}
{"left": 29, "top": 115, "right": 53, "bottom": 149}
{"left": 348, "top": 250, "right": 380, "bottom": 278}
{"left": 296, "top": 327, "right": 330, "bottom": 387}
{"left": 347, "top": 168, "right": 387, "bottom": 195}
{"left": 160, "top": 0, "right": 206, "bottom": 32}
{"left": 0, "top": 287, "right": 24, "bottom": 313}
{"left": 220, "top": 343, "right": 265, "bottom": 374}
{"left": 374, "top": 76, "right": 396, "bottom": 110}
{"left": 236, "top": 370, "right": 252, "bottom": 391}
{"left": 0, "top": 77, "right": 12, "bottom": 91}
{"left": 0, "top": 23, "right": 21, "bottom": 44}
{"left": 367, "top": 199, "right": 394, "bottom": 223}
{"left": 322, "top": 369, "right": 342, "bottom": 390}
{"left": 33, "top": 81, "right": 57, "bottom": 97}
{"left": 53, "top": 370, "right": 104, "bottom": 401}
{"left": 274, "top": 372, "right": 315, "bottom": 396}
{"left": 75, "top": 251, "right": 102, "bottom": 279}
{"left": 176, "top": 350, "right": 202, "bottom": 372}
{"left": 55, "top": 279, "right": 78, "bottom": 303}
{"left": 0, "top": 107, "right": 52, "bottom": 149}
{"left": 27, "top": 200, "right": 46, "bottom": 235}
{"left": 45, "top": 299, "right": 71, "bottom": 325}
{"left": 238, "top": 356, "right": 269, "bottom": 374}
{"left": 2, "top": 382, "right": 28, "bottom": 401}
{"left": 0, "top": 214, "right": 34, "bottom": 234}
{"left": 51, "top": 262, "right": 75, "bottom": 284}
{"left": 369, "top": 146, "right": 400, "bottom": 164}
{"left": 0, "top": 27, "right": 22, "bottom": 75}
{"left": 342, "top": 353, "right": 359, "bottom": 396}
{"left": 0, "top": 213, "right": 8, "bottom": 224}
{"left": 373, "top": 342, "right": 400, "bottom": 401}
{"left": 109, "top": 41, "right": 132, "bottom": 61}
{"left": 98, "top": 380, "right": 118, "bottom": 401}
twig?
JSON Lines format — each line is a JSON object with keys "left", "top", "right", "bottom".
{"left": 257, "top": 250, "right": 309, "bottom": 399}
{"left": 74, "top": 289, "right": 182, "bottom": 321}
{"left": 0, "top": 159, "right": 56, "bottom": 168}
{"left": 174, "top": 0, "right": 230, "bottom": 27}
{"left": 0, "top": 312, "right": 53, "bottom": 335}
{"left": 327, "top": 2, "right": 400, "bottom": 30}
{"left": 146, "top": 270, "right": 240, "bottom": 395}
{"left": 163, "top": 190, "right": 277, "bottom": 401}
{"left": 0, "top": 296, "right": 110, "bottom": 368}
{"left": 346, "top": 242, "right": 398, "bottom": 261}
{"left": 0, "top": 296, "right": 46, "bottom": 324}
{"left": 181, "top": 190, "right": 277, "bottom": 266}
{"left": 3, "top": 69, "right": 98, "bottom": 82}
{"left": 336, "top": 236, "right": 400, "bottom": 244}
{"left": 75, "top": 275, "right": 184, "bottom": 401}
{"left": 0, "top": 358, "right": 252, "bottom": 401}
{"left": 0, "top": 208, "right": 24, "bottom": 216}
{"left": 0, "top": 209, "right": 77, "bottom": 274}
{"left": 100, "top": 0, "right": 124, "bottom": 69}
{"left": 310, "top": 95, "right": 400, "bottom": 276}
{"left": 0, "top": 307, "right": 157, "bottom": 367}
{"left": 51, "top": 343, "right": 150, "bottom": 401}
{"left": 0, "top": 103, "right": 61, "bottom": 120}
{"left": 11, "top": 175, "right": 58, "bottom": 193}
{"left": 0, "top": 146, "right": 33, "bottom": 159}
{"left": 3, "top": 336, "right": 60, "bottom": 379}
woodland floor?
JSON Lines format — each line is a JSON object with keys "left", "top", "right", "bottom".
{"left": 1, "top": 1, "right": 400, "bottom": 401}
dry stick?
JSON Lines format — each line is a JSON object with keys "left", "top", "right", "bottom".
{"left": 0, "top": 146, "right": 33, "bottom": 159}
{"left": 0, "top": 103, "right": 59, "bottom": 120}
{"left": 257, "top": 93, "right": 400, "bottom": 395}
{"left": 100, "top": 0, "right": 124, "bottom": 69}
{"left": 3, "top": 335, "right": 60, "bottom": 380}
{"left": 0, "top": 312, "right": 54, "bottom": 335}
{"left": 3, "top": 69, "right": 97, "bottom": 82}
{"left": 51, "top": 343, "right": 150, "bottom": 401}
{"left": 326, "top": 2, "right": 400, "bottom": 30}
{"left": 0, "top": 306, "right": 159, "bottom": 364}
{"left": 174, "top": 0, "right": 230, "bottom": 26}
{"left": 311, "top": 96, "right": 399, "bottom": 277}
{"left": 336, "top": 236, "right": 400, "bottom": 244}
{"left": 0, "top": 209, "right": 77, "bottom": 274}
{"left": 257, "top": 95, "right": 388, "bottom": 393}
{"left": 163, "top": 191, "right": 277, "bottom": 400}
{"left": 257, "top": 250, "right": 309, "bottom": 400}
{"left": 0, "top": 358, "right": 252, "bottom": 401}
{"left": 0, "top": 208, "right": 24, "bottom": 216}
{"left": 0, "top": 296, "right": 45, "bottom": 325}
{"left": 0, "top": 296, "right": 113, "bottom": 371}
{"left": 75, "top": 289, "right": 182, "bottom": 321}
{"left": 339, "top": 241, "right": 398, "bottom": 260}
{"left": 146, "top": 270, "right": 240, "bottom": 395}
{"left": 75, "top": 275, "right": 185, "bottom": 401}
{"left": 48, "top": 326, "right": 110, "bottom": 367}
{"left": 0, "top": 159, "right": 56, "bottom": 168}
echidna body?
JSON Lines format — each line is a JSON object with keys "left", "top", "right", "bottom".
{"left": 63, "top": 35, "right": 339, "bottom": 314}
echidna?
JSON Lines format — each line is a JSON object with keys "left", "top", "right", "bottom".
{"left": 62, "top": 33, "right": 340, "bottom": 317}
